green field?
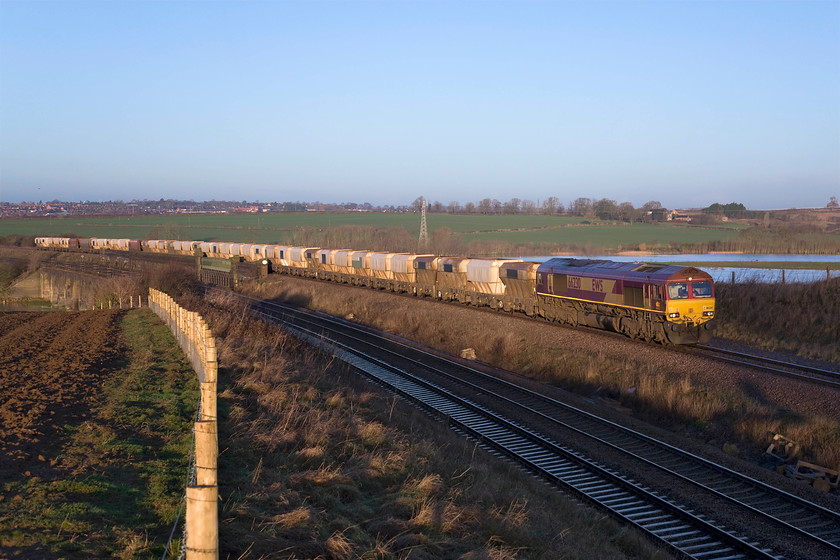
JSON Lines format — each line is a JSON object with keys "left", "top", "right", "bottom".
{"left": 1, "top": 213, "right": 745, "bottom": 247}
{"left": 463, "top": 222, "right": 743, "bottom": 247}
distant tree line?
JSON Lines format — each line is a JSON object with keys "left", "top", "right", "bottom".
{"left": 701, "top": 202, "right": 747, "bottom": 217}
{"left": 412, "top": 196, "right": 681, "bottom": 223}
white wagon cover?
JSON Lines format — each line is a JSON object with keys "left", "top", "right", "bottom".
{"left": 369, "top": 252, "right": 394, "bottom": 271}
{"left": 467, "top": 259, "right": 523, "bottom": 294}
{"left": 334, "top": 250, "right": 353, "bottom": 266}
{"left": 273, "top": 246, "right": 289, "bottom": 260}
{"left": 287, "top": 247, "right": 308, "bottom": 262}
{"left": 389, "top": 254, "right": 414, "bottom": 274}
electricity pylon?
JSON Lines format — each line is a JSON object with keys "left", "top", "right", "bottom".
{"left": 419, "top": 197, "right": 428, "bottom": 247}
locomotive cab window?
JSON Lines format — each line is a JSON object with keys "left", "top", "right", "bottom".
{"left": 691, "top": 281, "right": 713, "bottom": 298}
{"left": 668, "top": 282, "right": 689, "bottom": 299}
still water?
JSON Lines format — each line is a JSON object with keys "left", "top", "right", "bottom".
{"left": 519, "top": 254, "right": 840, "bottom": 284}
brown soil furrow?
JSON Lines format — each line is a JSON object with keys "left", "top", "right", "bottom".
{"left": 0, "top": 310, "right": 124, "bottom": 477}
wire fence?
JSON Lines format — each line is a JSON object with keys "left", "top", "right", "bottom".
{"left": 149, "top": 288, "right": 218, "bottom": 560}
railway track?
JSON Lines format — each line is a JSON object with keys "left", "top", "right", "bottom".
{"left": 690, "top": 344, "right": 840, "bottom": 389}
{"left": 216, "top": 289, "right": 840, "bottom": 560}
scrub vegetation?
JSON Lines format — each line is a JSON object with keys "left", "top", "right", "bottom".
{"left": 714, "top": 278, "right": 840, "bottom": 362}
{"left": 243, "top": 275, "right": 840, "bottom": 472}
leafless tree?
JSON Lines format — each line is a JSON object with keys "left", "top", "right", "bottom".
{"left": 618, "top": 202, "right": 638, "bottom": 222}
{"left": 521, "top": 200, "right": 536, "bottom": 214}
{"left": 542, "top": 196, "right": 560, "bottom": 214}
{"left": 410, "top": 197, "right": 425, "bottom": 212}
{"left": 593, "top": 198, "right": 619, "bottom": 220}
{"left": 503, "top": 198, "right": 522, "bottom": 214}
{"left": 570, "top": 197, "right": 593, "bottom": 217}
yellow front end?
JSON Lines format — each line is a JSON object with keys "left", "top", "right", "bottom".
{"left": 666, "top": 297, "right": 715, "bottom": 328}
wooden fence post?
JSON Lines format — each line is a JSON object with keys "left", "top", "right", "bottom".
{"left": 186, "top": 485, "right": 218, "bottom": 560}
{"left": 194, "top": 421, "right": 218, "bottom": 486}
{"left": 200, "top": 383, "right": 217, "bottom": 422}
{"left": 149, "top": 288, "right": 219, "bottom": 559}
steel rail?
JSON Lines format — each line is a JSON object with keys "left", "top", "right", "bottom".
{"left": 270, "top": 314, "right": 779, "bottom": 560}
{"left": 693, "top": 344, "right": 840, "bottom": 388}
{"left": 234, "top": 292, "right": 840, "bottom": 556}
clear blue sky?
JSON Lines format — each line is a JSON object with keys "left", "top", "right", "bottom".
{"left": 1, "top": 0, "right": 838, "bottom": 210}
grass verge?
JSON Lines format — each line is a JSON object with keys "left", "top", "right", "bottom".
{"left": 0, "top": 309, "right": 198, "bottom": 558}
{"left": 714, "top": 278, "right": 840, "bottom": 362}
{"left": 192, "top": 291, "right": 669, "bottom": 559}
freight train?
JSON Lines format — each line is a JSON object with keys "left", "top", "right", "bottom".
{"left": 34, "top": 236, "right": 716, "bottom": 344}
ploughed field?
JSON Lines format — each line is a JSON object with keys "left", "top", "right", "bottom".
{"left": 0, "top": 310, "right": 123, "bottom": 477}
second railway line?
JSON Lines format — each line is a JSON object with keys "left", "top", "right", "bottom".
{"left": 214, "top": 288, "right": 840, "bottom": 560}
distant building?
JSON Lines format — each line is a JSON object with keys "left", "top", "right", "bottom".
{"left": 649, "top": 208, "right": 669, "bottom": 222}
{"left": 669, "top": 210, "right": 692, "bottom": 222}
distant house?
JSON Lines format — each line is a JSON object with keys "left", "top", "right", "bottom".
{"left": 669, "top": 210, "right": 692, "bottom": 223}
{"left": 649, "top": 208, "right": 669, "bottom": 222}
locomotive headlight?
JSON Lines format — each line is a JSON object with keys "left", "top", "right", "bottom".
{"left": 703, "top": 311, "right": 714, "bottom": 317}
{"left": 668, "top": 312, "right": 680, "bottom": 318}
{"left": 262, "top": 259, "right": 269, "bottom": 265}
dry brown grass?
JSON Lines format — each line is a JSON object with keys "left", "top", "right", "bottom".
{"left": 715, "top": 278, "right": 840, "bottom": 362}
{"left": 242, "top": 276, "right": 840, "bottom": 471}
{"left": 182, "top": 290, "right": 669, "bottom": 559}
